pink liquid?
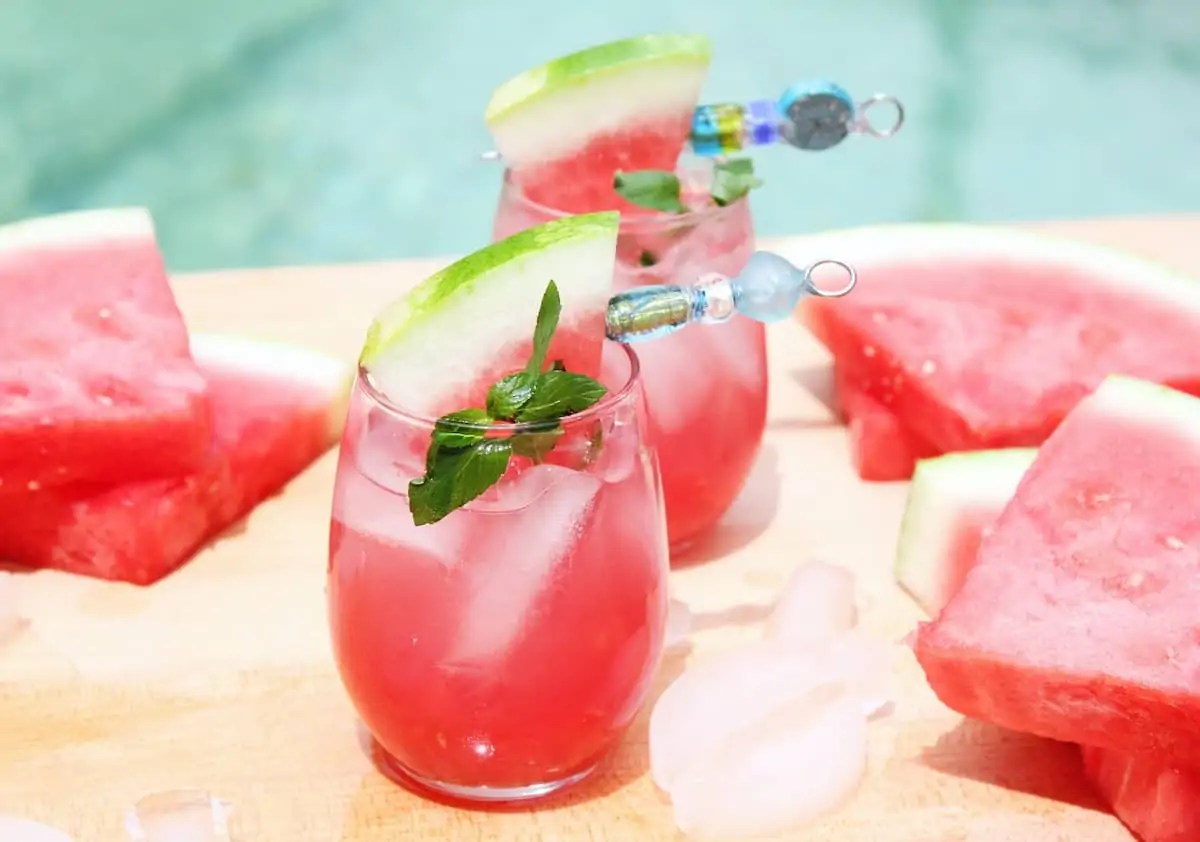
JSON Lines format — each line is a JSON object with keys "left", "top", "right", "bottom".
{"left": 327, "top": 373, "right": 669, "bottom": 796}
{"left": 494, "top": 168, "right": 768, "bottom": 551}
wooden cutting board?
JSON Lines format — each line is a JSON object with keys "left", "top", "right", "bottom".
{"left": 3, "top": 217, "right": 1198, "bottom": 842}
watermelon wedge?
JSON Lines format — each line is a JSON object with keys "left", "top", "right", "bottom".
{"left": 0, "top": 208, "right": 211, "bottom": 491}
{"left": 0, "top": 333, "right": 350, "bottom": 585}
{"left": 836, "top": 366, "right": 937, "bottom": 482}
{"left": 794, "top": 224, "right": 1200, "bottom": 472}
{"left": 914, "top": 375, "right": 1200, "bottom": 765}
{"left": 894, "top": 449, "right": 1200, "bottom": 842}
{"left": 362, "top": 212, "right": 619, "bottom": 417}
{"left": 486, "top": 34, "right": 712, "bottom": 214}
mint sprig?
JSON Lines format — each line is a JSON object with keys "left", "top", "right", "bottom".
{"left": 614, "top": 157, "right": 763, "bottom": 214}
{"left": 407, "top": 281, "right": 608, "bottom": 526}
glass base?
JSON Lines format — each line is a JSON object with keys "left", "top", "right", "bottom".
{"left": 377, "top": 749, "right": 597, "bottom": 805}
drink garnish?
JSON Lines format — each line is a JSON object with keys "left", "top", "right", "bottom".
{"left": 408, "top": 281, "right": 608, "bottom": 525}
{"left": 614, "top": 158, "right": 763, "bottom": 214}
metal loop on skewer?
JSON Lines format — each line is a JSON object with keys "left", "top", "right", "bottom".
{"left": 803, "top": 260, "right": 858, "bottom": 298}
{"left": 853, "top": 94, "right": 905, "bottom": 138}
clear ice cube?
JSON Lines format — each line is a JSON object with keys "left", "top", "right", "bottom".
{"left": 446, "top": 465, "right": 603, "bottom": 663}
{"left": 123, "top": 790, "right": 232, "bottom": 842}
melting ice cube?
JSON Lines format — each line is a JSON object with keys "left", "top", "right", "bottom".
{"left": 124, "top": 790, "right": 232, "bottom": 842}
{"left": 649, "top": 634, "right": 891, "bottom": 793}
{"left": 0, "top": 815, "right": 75, "bottom": 842}
{"left": 765, "top": 561, "right": 859, "bottom": 645}
{"left": 670, "top": 687, "right": 870, "bottom": 840}
{"left": 446, "top": 465, "right": 602, "bottom": 663}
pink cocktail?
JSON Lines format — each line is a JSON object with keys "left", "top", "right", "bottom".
{"left": 494, "top": 162, "right": 767, "bottom": 552}
{"left": 328, "top": 343, "right": 669, "bottom": 802}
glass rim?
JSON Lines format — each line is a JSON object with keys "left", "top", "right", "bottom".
{"left": 499, "top": 158, "right": 749, "bottom": 235}
{"left": 357, "top": 341, "right": 643, "bottom": 433}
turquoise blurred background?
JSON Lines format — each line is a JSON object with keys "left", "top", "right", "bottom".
{"left": 4, "top": 0, "right": 1199, "bottom": 272}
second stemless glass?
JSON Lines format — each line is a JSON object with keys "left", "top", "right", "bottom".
{"left": 494, "top": 161, "right": 768, "bottom": 553}
{"left": 328, "top": 342, "right": 669, "bottom": 804}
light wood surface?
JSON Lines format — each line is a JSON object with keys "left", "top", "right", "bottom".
{"left": 4, "top": 216, "right": 1200, "bottom": 842}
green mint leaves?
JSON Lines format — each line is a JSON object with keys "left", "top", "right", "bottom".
{"left": 709, "top": 157, "right": 763, "bottom": 206}
{"left": 612, "top": 170, "right": 689, "bottom": 214}
{"left": 407, "top": 280, "right": 608, "bottom": 526}
{"left": 613, "top": 157, "right": 763, "bottom": 214}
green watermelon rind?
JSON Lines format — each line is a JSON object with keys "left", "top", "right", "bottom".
{"left": 0, "top": 207, "right": 154, "bottom": 253}
{"left": 780, "top": 223, "right": 1200, "bottom": 317}
{"left": 894, "top": 447, "right": 1037, "bottom": 617}
{"left": 485, "top": 33, "right": 713, "bottom": 127}
{"left": 360, "top": 212, "right": 619, "bottom": 415}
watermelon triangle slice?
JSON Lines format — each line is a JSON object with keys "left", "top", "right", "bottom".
{"left": 0, "top": 333, "right": 350, "bottom": 585}
{"left": 486, "top": 34, "right": 712, "bottom": 214}
{"left": 893, "top": 447, "right": 1200, "bottom": 842}
{"left": 914, "top": 375, "right": 1200, "bottom": 766}
{"left": 796, "top": 224, "right": 1200, "bottom": 461}
{"left": 0, "top": 208, "right": 211, "bottom": 491}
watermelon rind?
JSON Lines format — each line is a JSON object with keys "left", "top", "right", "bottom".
{"left": 779, "top": 223, "right": 1200, "bottom": 320}
{"left": 485, "top": 34, "right": 712, "bottom": 168}
{"left": 360, "top": 211, "right": 619, "bottom": 415}
{"left": 895, "top": 448, "right": 1036, "bottom": 617}
{"left": 189, "top": 332, "right": 353, "bottom": 442}
{"left": 0, "top": 206, "right": 153, "bottom": 253}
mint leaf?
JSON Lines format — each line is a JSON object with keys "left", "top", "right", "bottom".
{"left": 527, "top": 280, "right": 561, "bottom": 375}
{"left": 432, "top": 408, "right": 490, "bottom": 448}
{"left": 510, "top": 422, "right": 564, "bottom": 463}
{"left": 614, "top": 170, "right": 688, "bottom": 214}
{"left": 409, "top": 280, "right": 608, "bottom": 526}
{"left": 710, "top": 157, "right": 763, "bottom": 206}
{"left": 518, "top": 370, "right": 607, "bottom": 423}
{"left": 408, "top": 439, "right": 512, "bottom": 525}
{"left": 486, "top": 371, "right": 537, "bottom": 419}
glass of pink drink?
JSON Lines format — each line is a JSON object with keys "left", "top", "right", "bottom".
{"left": 493, "top": 161, "right": 767, "bottom": 552}
{"left": 328, "top": 340, "right": 669, "bottom": 803}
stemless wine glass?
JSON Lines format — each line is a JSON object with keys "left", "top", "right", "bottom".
{"left": 493, "top": 160, "right": 768, "bottom": 553}
{"left": 328, "top": 341, "right": 669, "bottom": 803}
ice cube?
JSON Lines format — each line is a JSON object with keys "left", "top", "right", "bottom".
{"left": 670, "top": 688, "right": 869, "bottom": 839}
{"left": 446, "top": 465, "right": 602, "bottom": 663}
{"left": 123, "top": 790, "right": 232, "bottom": 842}
{"left": 334, "top": 468, "right": 464, "bottom": 566}
{"left": 0, "top": 816, "right": 74, "bottom": 842}
{"left": 649, "top": 634, "right": 890, "bottom": 793}
{"left": 765, "top": 561, "right": 859, "bottom": 645}
{"left": 0, "top": 572, "right": 21, "bottom": 645}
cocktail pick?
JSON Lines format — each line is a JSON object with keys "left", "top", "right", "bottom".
{"left": 605, "top": 250, "right": 856, "bottom": 343}
{"left": 481, "top": 79, "right": 903, "bottom": 161}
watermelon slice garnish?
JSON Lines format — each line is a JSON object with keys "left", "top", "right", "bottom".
{"left": 794, "top": 223, "right": 1200, "bottom": 469}
{"left": 0, "top": 333, "right": 350, "bottom": 585}
{"left": 893, "top": 446, "right": 1200, "bottom": 842}
{"left": 361, "top": 211, "right": 619, "bottom": 418}
{"left": 486, "top": 34, "right": 712, "bottom": 214}
{"left": 0, "top": 207, "right": 210, "bottom": 491}
{"left": 914, "top": 375, "right": 1200, "bottom": 765}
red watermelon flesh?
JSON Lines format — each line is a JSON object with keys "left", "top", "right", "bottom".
{"left": 893, "top": 443, "right": 1200, "bottom": 841}
{"left": 0, "top": 208, "right": 210, "bottom": 491}
{"left": 914, "top": 375, "right": 1200, "bottom": 766}
{"left": 835, "top": 365, "right": 938, "bottom": 481}
{"left": 1080, "top": 746, "right": 1200, "bottom": 842}
{"left": 800, "top": 226, "right": 1200, "bottom": 456}
{"left": 0, "top": 334, "right": 349, "bottom": 585}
